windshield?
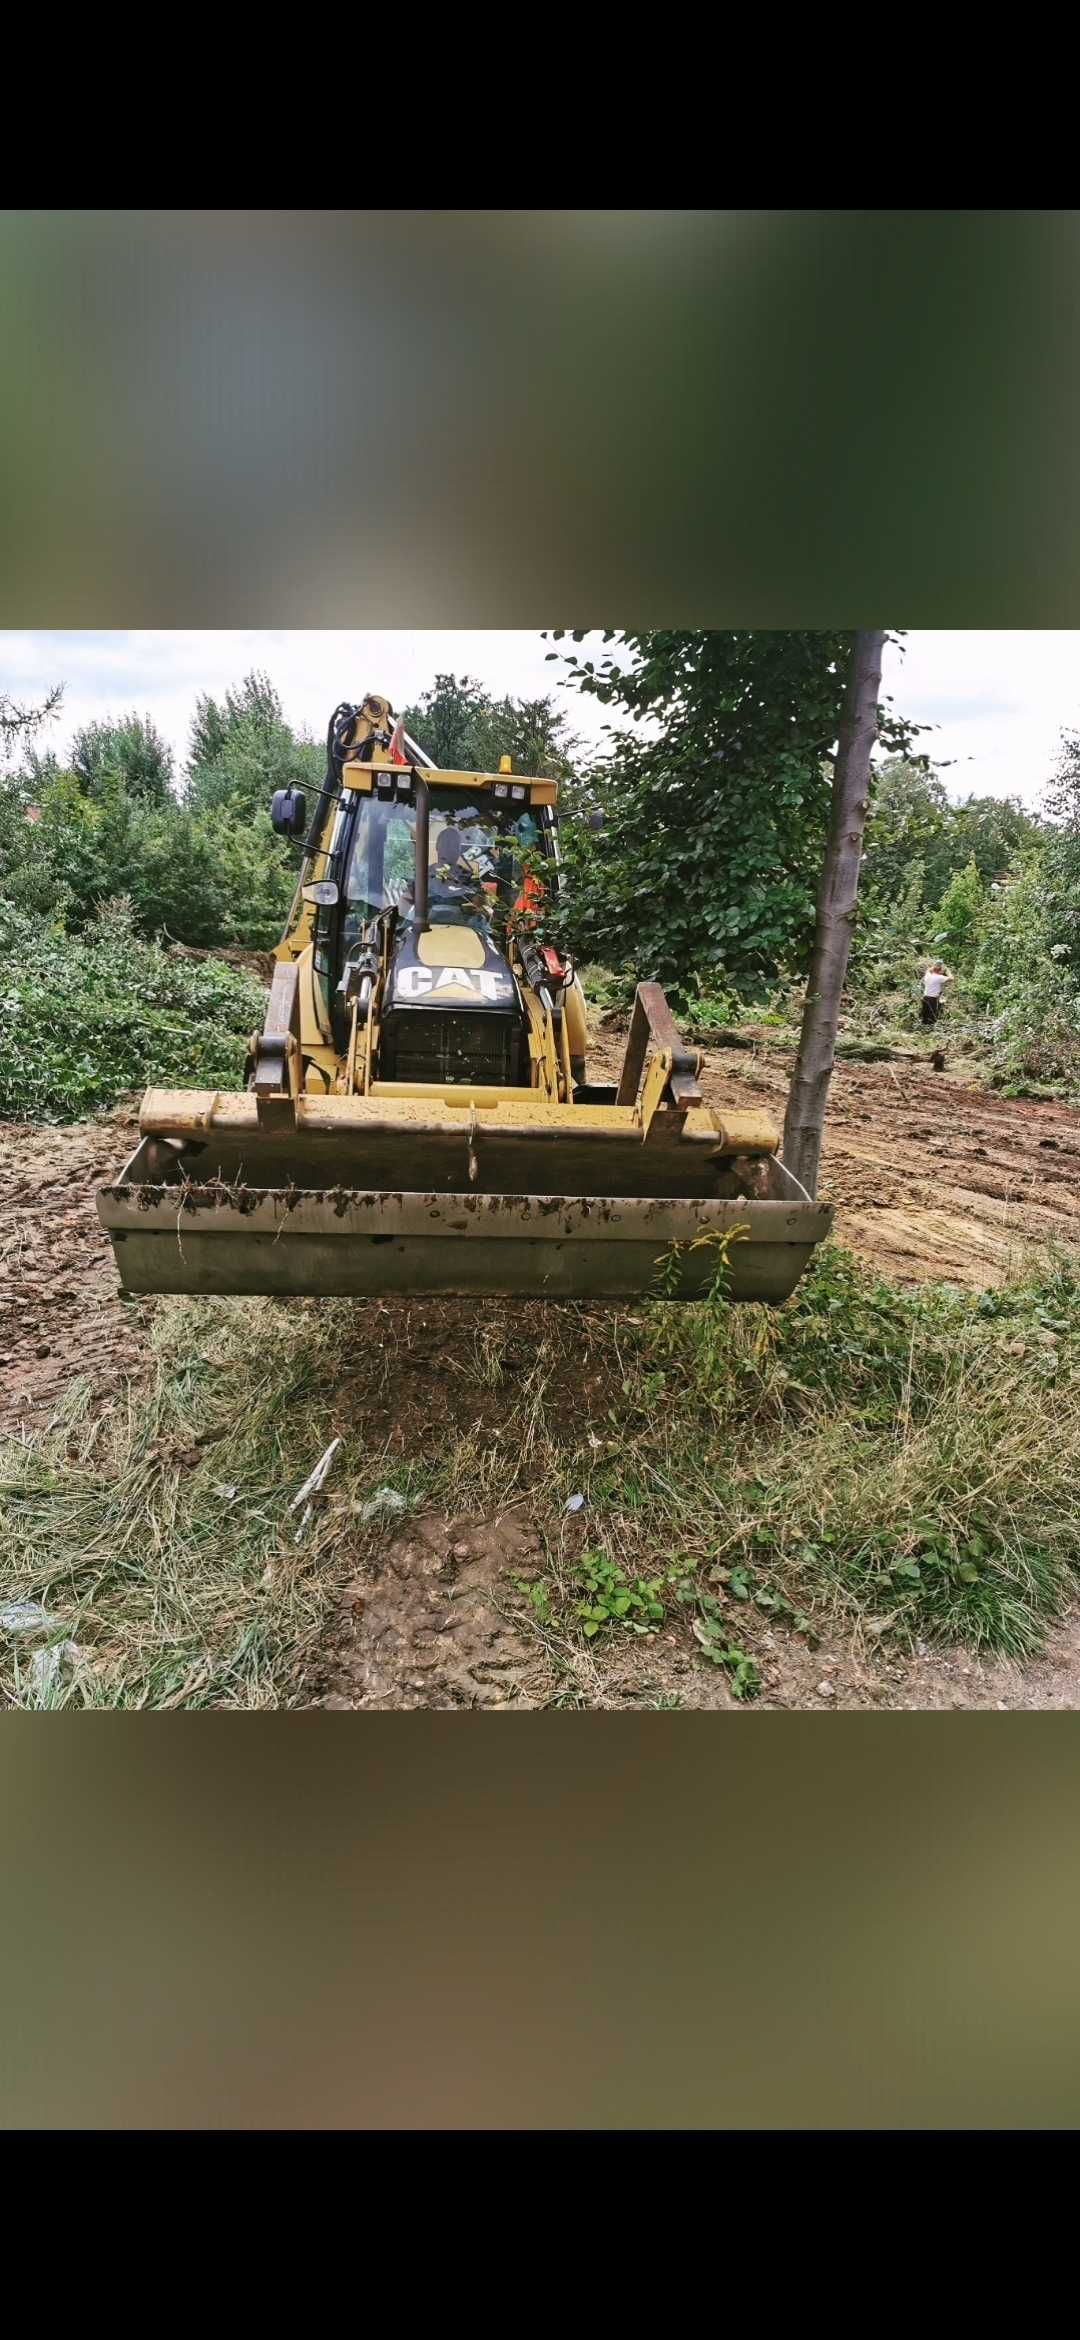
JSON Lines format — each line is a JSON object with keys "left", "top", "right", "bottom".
{"left": 345, "top": 791, "right": 544, "bottom": 932}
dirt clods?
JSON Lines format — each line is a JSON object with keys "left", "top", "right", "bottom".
{"left": 317, "top": 1508, "right": 549, "bottom": 1709}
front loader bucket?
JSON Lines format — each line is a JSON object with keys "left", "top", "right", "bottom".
{"left": 98, "top": 1089, "right": 833, "bottom": 1306}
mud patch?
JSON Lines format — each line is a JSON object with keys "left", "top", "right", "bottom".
{"left": 0, "top": 1108, "right": 155, "bottom": 1437}
{"left": 316, "top": 1508, "right": 554, "bottom": 1709}
{"left": 313, "top": 1503, "right": 745, "bottom": 1712}
{"left": 312, "top": 1496, "right": 1080, "bottom": 1712}
{"left": 753, "top": 1613, "right": 1080, "bottom": 1712}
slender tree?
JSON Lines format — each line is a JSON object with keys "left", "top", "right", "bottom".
{"left": 782, "top": 630, "right": 886, "bottom": 1197}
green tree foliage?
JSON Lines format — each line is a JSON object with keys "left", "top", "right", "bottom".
{"left": 401, "top": 672, "right": 578, "bottom": 780}
{"left": 70, "top": 712, "right": 174, "bottom": 805}
{"left": 1, "top": 669, "right": 312, "bottom": 949}
{"left": 861, "top": 759, "right": 950, "bottom": 900}
{"left": 946, "top": 794, "right": 1043, "bottom": 888}
{"left": 849, "top": 858, "right": 929, "bottom": 1001}
{"left": 185, "top": 669, "right": 323, "bottom": 819}
{"left": 1036, "top": 728, "right": 1080, "bottom": 975}
{"left": 969, "top": 858, "right": 1050, "bottom": 1008}
{"left": 191, "top": 808, "right": 296, "bottom": 946}
{"left": 551, "top": 630, "right": 924, "bottom": 996}
{"left": 3, "top": 810, "right": 289, "bottom": 959}
{"left": 862, "top": 758, "right": 1043, "bottom": 905}
{"left": 959, "top": 731, "right": 1080, "bottom": 1086}
{"left": 0, "top": 764, "right": 133, "bottom": 927}
{"left": 0, "top": 898, "right": 266, "bottom": 1121}
{"left": 965, "top": 856, "right": 1080, "bottom": 1087}
{"left": 933, "top": 857, "right": 984, "bottom": 962}
{"left": 17, "top": 745, "right": 64, "bottom": 794}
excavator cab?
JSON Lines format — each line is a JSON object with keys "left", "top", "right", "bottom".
{"left": 98, "top": 693, "right": 832, "bottom": 1302}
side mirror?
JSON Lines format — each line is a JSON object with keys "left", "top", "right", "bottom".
{"left": 302, "top": 879, "right": 339, "bottom": 907}
{"left": 271, "top": 785, "right": 307, "bottom": 837}
{"left": 588, "top": 808, "right": 605, "bottom": 832}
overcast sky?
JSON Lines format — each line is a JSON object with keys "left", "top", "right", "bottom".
{"left": 3, "top": 630, "right": 1078, "bottom": 806}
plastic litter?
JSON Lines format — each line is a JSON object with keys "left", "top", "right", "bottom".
{"left": 1, "top": 1601, "right": 59, "bottom": 1635}
{"left": 358, "top": 1487, "right": 409, "bottom": 1524}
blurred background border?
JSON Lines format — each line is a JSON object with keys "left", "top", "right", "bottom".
{"left": 4, "top": 207, "right": 1080, "bottom": 2130}
{"left": 3, "top": 208, "right": 1078, "bottom": 627}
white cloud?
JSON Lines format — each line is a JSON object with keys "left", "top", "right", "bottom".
{"left": 0, "top": 630, "right": 614, "bottom": 777}
{"left": 881, "top": 631, "right": 1080, "bottom": 806}
{"left": 4, "top": 630, "right": 1078, "bottom": 809}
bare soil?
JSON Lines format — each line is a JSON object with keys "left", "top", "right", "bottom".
{"left": 312, "top": 1506, "right": 1080, "bottom": 1714}
{"left": 591, "top": 1027, "right": 1080, "bottom": 1288}
{"left": 315, "top": 1509, "right": 553, "bottom": 1711}
{"left": 4, "top": 1054, "right": 1080, "bottom": 1710}
{"left": 0, "top": 1108, "right": 149, "bottom": 1440}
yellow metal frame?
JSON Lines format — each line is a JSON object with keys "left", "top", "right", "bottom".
{"left": 342, "top": 759, "right": 559, "bottom": 806}
{"left": 103, "top": 694, "right": 824, "bottom": 1307}
{"left": 241, "top": 690, "right": 783, "bottom": 1170}
{"left": 142, "top": 1086, "right": 780, "bottom": 1157}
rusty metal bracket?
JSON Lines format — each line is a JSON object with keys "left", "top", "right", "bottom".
{"left": 617, "top": 982, "right": 704, "bottom": 1133}
{"left": 253, "top": 960, "right": 302, "bottom": 1128}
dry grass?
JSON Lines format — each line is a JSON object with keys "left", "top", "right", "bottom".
{"left": 3, "top": 1246, "right": 1080, "bottom": 1706}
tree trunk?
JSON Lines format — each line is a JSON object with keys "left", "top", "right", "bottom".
{"left": 782, "top": 629, "right": 886, "bottom": 1198}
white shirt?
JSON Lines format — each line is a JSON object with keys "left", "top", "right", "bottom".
{"left": 922, "top": 970, "right": 948, "bottom": 998}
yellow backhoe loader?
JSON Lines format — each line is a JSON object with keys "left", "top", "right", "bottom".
{"left": 98, "top": 693, "right": 832, "bottom": 1302}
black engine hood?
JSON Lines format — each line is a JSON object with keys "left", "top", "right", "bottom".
{"left": 387, "top": 923, "right": 520, "bottom": 1016}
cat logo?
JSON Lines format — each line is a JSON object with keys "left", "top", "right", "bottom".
{"left": 395, "top": 965, "right": 514, "bottom": 1003}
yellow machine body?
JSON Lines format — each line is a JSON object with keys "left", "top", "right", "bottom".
{"left": 98, "top": 693, "right": 832, "bottom": 1303}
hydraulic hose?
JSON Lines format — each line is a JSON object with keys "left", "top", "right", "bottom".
{"left": 303, "top": 701, "right": 357, "bottom": 861}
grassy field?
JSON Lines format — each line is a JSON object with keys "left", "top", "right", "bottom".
{"left": 4, "top": 1241, "right": 1080, "bottom": 1708}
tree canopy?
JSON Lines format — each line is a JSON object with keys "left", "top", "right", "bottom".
{"left": 550, "top": 629, "right": 925, "bottom": 996}
{"left": 861, "top": 756, "right": 1044, "bottom": 904}
{"left": 185, "top": 670, "right": 323, "bottom": 819}
{"left": 69, "top": 713, "right": 174, "bottom": 806}
{"left": 401, "top": 672, "right": 579, "bottom": 781}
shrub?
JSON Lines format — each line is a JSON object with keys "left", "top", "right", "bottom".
{"left": 0, "top": 899, "right": 267, "bottom": 1121}
{"left": 933, "top": 856, "right": 984, "bottom": 963}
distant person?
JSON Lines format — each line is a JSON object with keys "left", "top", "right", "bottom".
{"left": 920, "top": 961, "right": 953, "bottom": 1026}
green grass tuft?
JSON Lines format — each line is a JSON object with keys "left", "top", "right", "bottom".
{"left": 3, "top": 1246, "right": 1080, "bottom": 1705}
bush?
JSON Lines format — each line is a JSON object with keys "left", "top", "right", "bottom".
{"left": 0, "top": 768, "right": 297, "bottom": 951}
{"left": 933, "top": 856, "right": 984, "bottom": 963}
{"left": 0, "top": 900, "right": 267, "bottom": 1121}
{"left": 967, "top": 856, "right": 1080, "bottom": 1091}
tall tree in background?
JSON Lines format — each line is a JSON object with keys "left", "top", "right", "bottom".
{"left": 1033, "top": 726, "right": 1080, "bottom": 976}
{"left": 185, "top": 670, "right": 322, "bottom": 817}
{"left": 946, "top": 793, "right": 1043, "bottom": 887}
{"left": 401, "top": 673, "right": 578, "bottom": 780}
{"left": 859, "top": 758, "right": 950, "bottom": 899}
{"left": 552, "top": 629, "right": 923, "bottom": 996}
{"left": 70, "top": 713, "right": 174, "bottom": 805}
{"left": 782, "top": 631, "right": 886, "bottom": 1196}
{"left": 862, "top": 758, "right": 1043, "bottom": 904}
